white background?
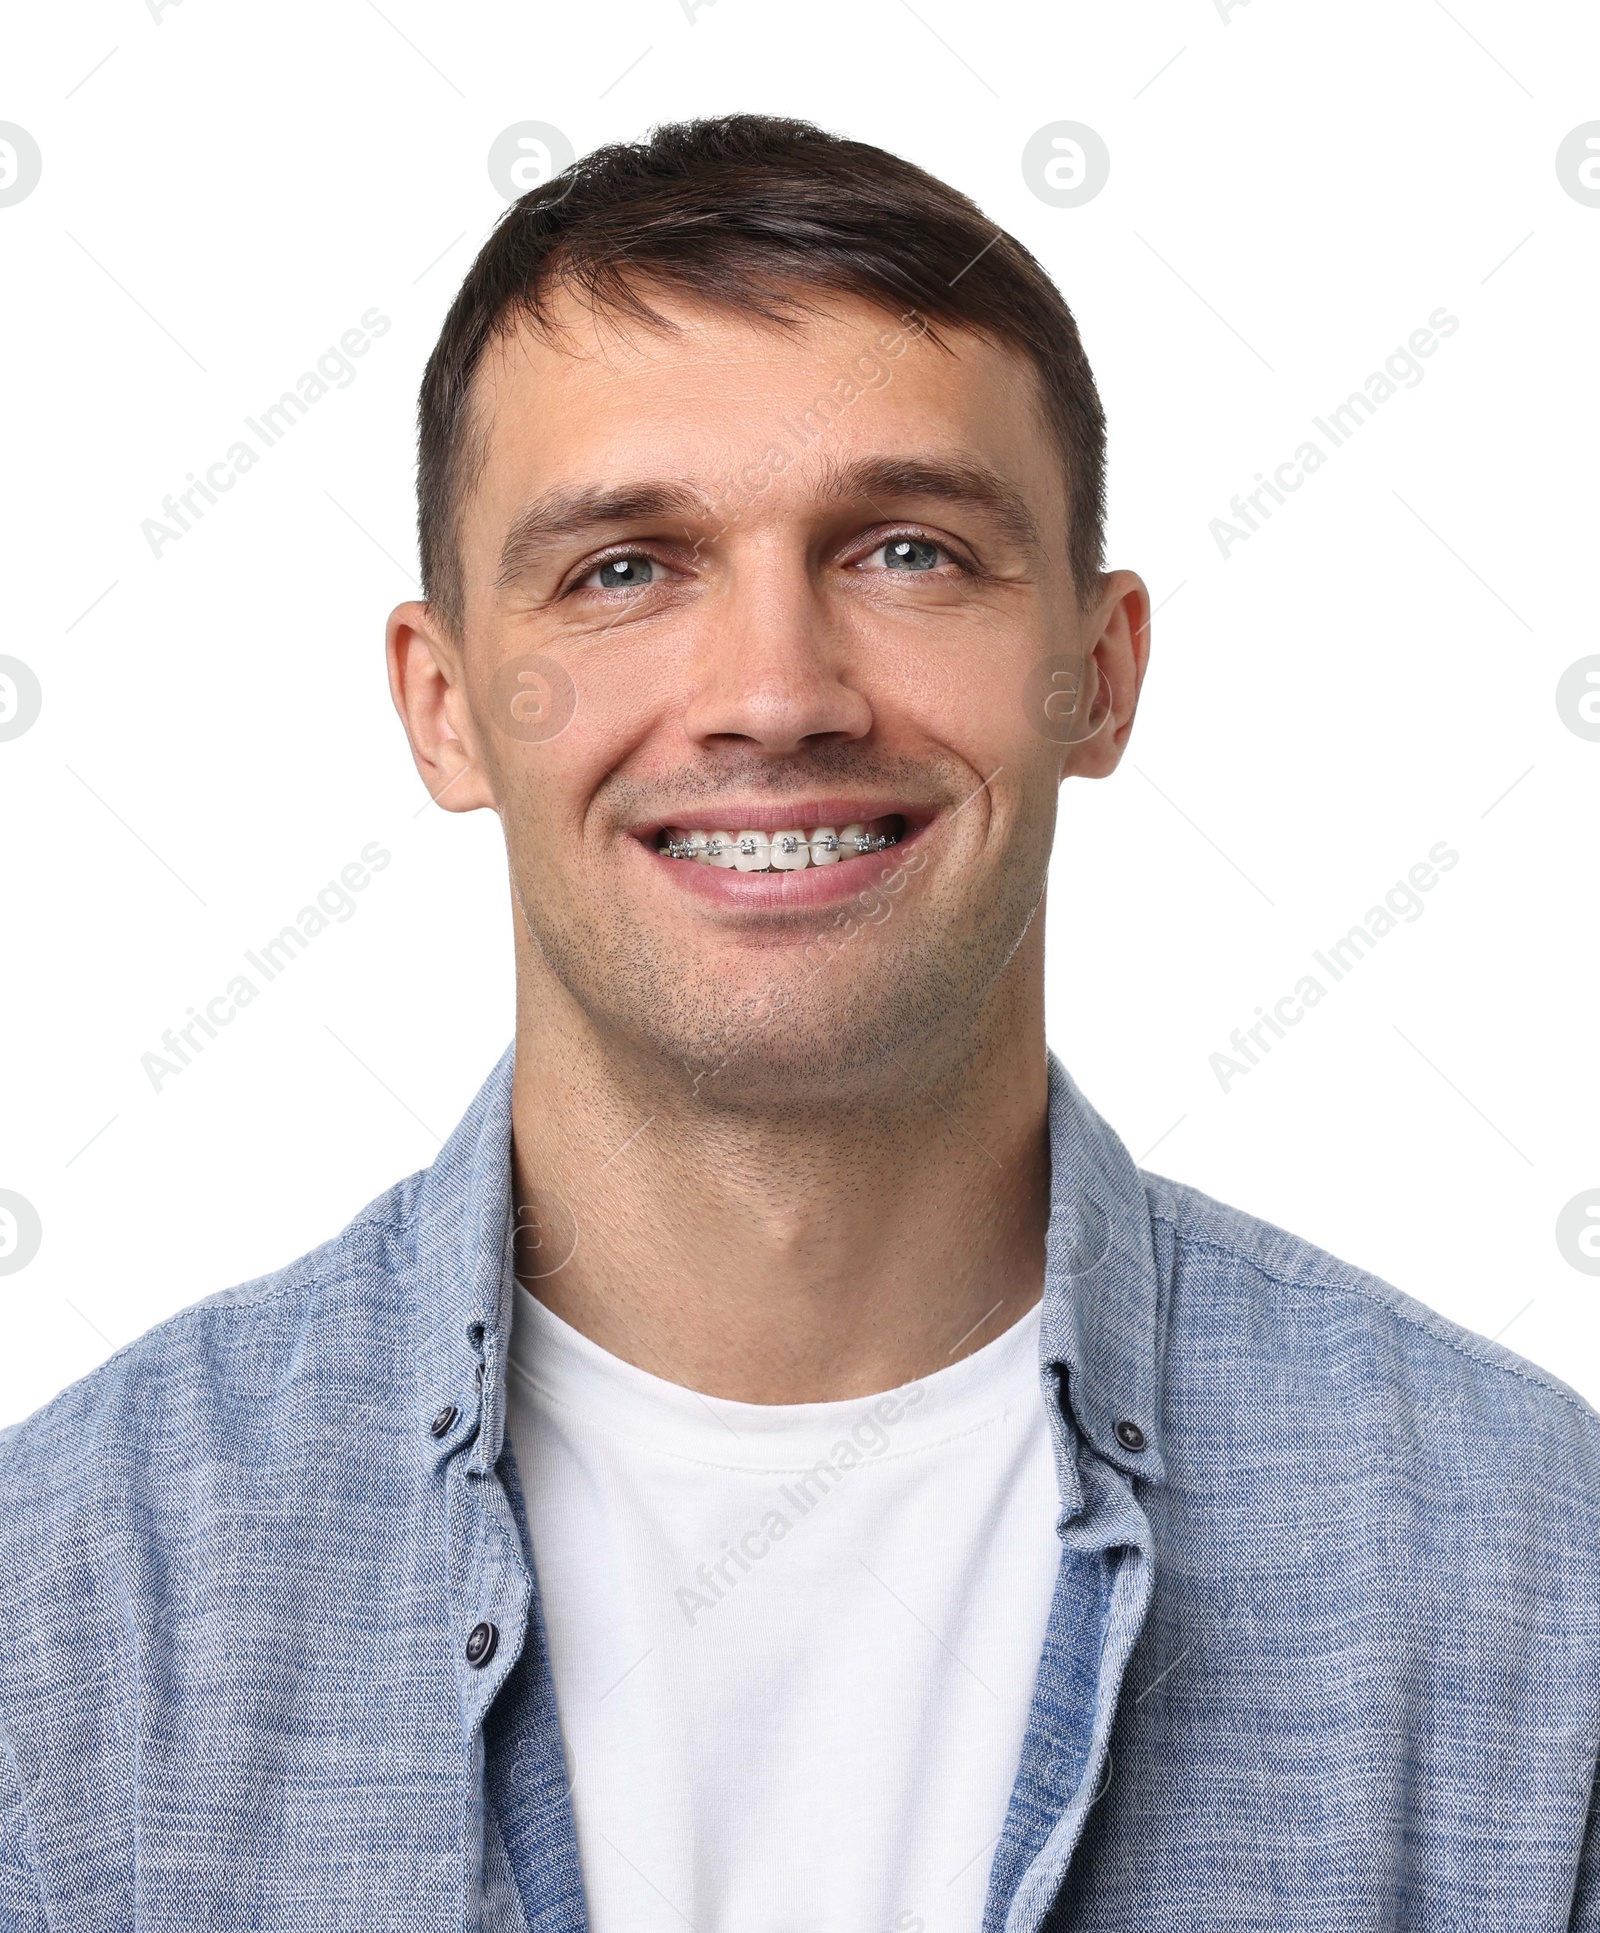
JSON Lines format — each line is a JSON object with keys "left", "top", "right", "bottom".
{"left": 1, "top": 0, "right": 1595, "bottom": 1425}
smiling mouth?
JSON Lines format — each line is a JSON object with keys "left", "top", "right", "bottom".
{"left": 653, "top": 814, "right": 907, "bottom": 873}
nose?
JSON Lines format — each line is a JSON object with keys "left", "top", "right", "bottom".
{"left": 678, "top": 550, "right": 873, "bottom": 756}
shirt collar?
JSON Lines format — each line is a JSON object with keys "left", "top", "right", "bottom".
{"left": 409, "top": 1043, "right": 1166, "bottom": 1487}
{"left": 1040, "top": 1048, "right": 1167, "bottom": 1486}
{"left": 411, "top": 1043, "right": 519, "bottom": 1478}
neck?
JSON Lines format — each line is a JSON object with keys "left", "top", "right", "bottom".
{"left": 507, "top": 922, "right": 1052, "bottom": 1404}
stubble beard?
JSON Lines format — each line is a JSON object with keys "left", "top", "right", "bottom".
{"left": 507, "top": 799, "right": 1057, "bottom": 1117}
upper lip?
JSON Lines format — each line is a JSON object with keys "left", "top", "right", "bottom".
{"left": 631, "top": 800, "right": 933, "bottom": 839}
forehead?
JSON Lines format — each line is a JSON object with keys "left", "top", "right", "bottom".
{"left": 459, "top": 283, "right": 1067, "bottom": 548}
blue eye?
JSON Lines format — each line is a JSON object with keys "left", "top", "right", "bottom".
{"left": 591, "top": 555, "right": 654, "bottom": 590}
{"left": 880, "top": 537, "right": 941, "bottom": 571}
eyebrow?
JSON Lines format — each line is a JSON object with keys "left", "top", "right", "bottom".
{"left": 494, "top": 481, "right": 710, "bottom": 592}
{"left": 492, "top": 451, "right": 1045, "bottom": 593}
{"left": 818, "top": 453, "right": 1044, "bottom": 557}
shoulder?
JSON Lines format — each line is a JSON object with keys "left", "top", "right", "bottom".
{"left": 0, "top": 1170, "right": 425, "bottom": 1551}
{"left": 1141, "top": 1168, "right": 1600, "bottom": 1480}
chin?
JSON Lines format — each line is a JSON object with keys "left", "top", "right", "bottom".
{"left": 519, "top": 836, "right": 1047, "bottom": 1109}
{"left": 604, "top": 963, "right": 919, "bottom": 1110}
{"left": 602, "top": 916, "right": 1014, "bottom": 1114}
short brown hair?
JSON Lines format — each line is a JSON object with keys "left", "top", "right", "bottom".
{"left": 417, "top": 114, "right": 1106, "bottom": 637}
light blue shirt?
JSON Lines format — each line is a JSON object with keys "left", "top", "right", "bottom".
{"left": 1, "top": 1046, "right": 1596, "bottom": 1929}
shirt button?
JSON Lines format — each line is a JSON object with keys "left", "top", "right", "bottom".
{"left": 1114, "top": 1419, "right": 1148, "bottom": 1452}
{"left": 429, "top": 1404, "right": 459, "bottom": 1439}
{"left": 464, "top": 1621, "right": 499, "bottom": 1669}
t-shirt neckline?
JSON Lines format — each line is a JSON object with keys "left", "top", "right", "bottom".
{"left": 506, "top": 1279, "right": 1045, "bottom": 1472}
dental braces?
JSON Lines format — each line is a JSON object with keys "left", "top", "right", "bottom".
{"left": 661, "top": 830, "right": 899, "bottom": 861}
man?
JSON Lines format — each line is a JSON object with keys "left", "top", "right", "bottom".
{"left": 1, "top": 114, "right": 1596, "bottom": 1933}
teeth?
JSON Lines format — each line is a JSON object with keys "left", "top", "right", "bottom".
{"left": 733, "top": 831, "right": 771, "bottom": 872}
{"left": 769, "top": 830, "right": 809, "bottom": 871}
{"left": 660, "top": 823, "right": 897, "bottom": 870}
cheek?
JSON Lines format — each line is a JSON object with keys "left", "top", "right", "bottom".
{"left": 471, "top": 629, "right": 671, "bottom": 822}
{"left": 868, "top": 628, "right": 1048, "bottom": 768}
{"left": 473, "top": 694, "right": 602, "bottom": 854}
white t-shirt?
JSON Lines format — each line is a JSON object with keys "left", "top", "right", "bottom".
{"left": 505, "top": 1281, "right": 1063, "bottom": 1933}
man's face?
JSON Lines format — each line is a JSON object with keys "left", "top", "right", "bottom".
{"left": 391, "top": 285, "right": 1146, "bottom": 1101}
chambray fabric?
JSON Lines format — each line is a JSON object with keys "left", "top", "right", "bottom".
{"left": 0, "top": 1044, "right": 1597, "bottom": 1931}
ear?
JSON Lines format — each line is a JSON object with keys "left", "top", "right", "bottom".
{"left": 1061, "top": 570, "right": 1151, "bottom": 782}
{"left": 386, "top": 602, "right": 498, "bottom": 814}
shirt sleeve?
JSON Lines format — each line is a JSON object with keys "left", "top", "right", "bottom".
{"left": 0, "top": 1741, "right": 45, "bottom": 1933}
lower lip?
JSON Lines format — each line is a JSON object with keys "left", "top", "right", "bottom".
{"left": 632, "top": 823, "right": 930, "bottom": 912}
